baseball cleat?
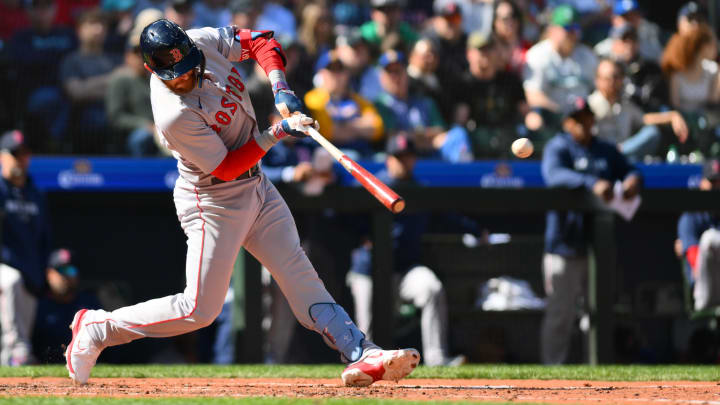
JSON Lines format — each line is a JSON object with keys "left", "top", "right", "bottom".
{"left": 341, "top": 348, "right": 420, "bottom": 387}
{"left": 65, "top": 309, "right": 103, "bottom": 385}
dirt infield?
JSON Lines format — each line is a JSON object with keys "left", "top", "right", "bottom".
{"left": 2, "top": 377, "right": 720, "bottom": 404}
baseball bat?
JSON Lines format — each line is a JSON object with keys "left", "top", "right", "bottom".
{"left": 304, "top": 127, "right": 405, "bottom": 214}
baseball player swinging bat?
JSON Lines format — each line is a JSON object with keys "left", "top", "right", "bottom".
{"left": 303, "top": 126, "right": 405, "bottom": 214}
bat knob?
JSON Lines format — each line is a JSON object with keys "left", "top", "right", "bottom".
{"left": 391, "top": 199, "right": 405, "bottom": 214}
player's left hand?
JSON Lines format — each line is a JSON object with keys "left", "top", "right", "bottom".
{"left": 274, "top": 85, "right": 304, "bottom": 118}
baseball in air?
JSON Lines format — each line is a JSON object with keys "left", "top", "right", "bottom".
{"left": 511, "top": 137, "right": 534, "bottom": 158}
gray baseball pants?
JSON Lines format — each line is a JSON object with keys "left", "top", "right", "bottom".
{"left": 83, "top": 174, "right": 337, "bottom": 348}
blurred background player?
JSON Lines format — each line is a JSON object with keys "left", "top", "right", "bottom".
{"left": 346, "top": 134, "right": 476, "bottom": 367}
{"left": 540, "top": 99, "right": 642, "bottom": 364}
{"left": 677, "top": 159, "right": 720, "bottom": 311}
{"left": 0, "top": 130, "right": 68, "bottom": 365}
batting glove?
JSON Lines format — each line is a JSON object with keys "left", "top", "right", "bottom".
{"left": 273, "top": 81, "right": 305, "bottom": 118}
{"left": 272, "top": 113, "right": 319, "bottom": 139}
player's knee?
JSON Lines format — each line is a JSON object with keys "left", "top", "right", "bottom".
{"left": 192, "top": 308, "right": 219, "bottom": 328}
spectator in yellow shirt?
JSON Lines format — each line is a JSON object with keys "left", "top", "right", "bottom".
{"left": 304, "top": 51, "right": 384, "bottom": 158}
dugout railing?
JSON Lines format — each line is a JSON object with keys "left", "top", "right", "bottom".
{"left": 236, "top": 186, "right": 720, "bottom": 365}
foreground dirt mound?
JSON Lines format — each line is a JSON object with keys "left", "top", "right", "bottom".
{"left": 2, "top": 378, "right": 719, "bottom": 404}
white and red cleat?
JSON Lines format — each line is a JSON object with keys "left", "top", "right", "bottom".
{"left": 341, "top": 348, "right": 420, "bottom": 387}
{"left": 65, "top": 309, "right": 103, "bottom": 385}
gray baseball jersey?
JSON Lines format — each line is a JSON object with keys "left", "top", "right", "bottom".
{"left": 152, "top": 26, "right": 259, "bottom": 186}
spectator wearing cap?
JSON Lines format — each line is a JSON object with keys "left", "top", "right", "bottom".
{"left": 594, "top": 24, "right": 668, "bottom": 112}
{"left": 677, "top": 159, "right": 720, "bottom": 311}
{"left": 422, "top": 1, "right": 467, "bottom": 86}
{"left": 304, "top": 51, "right": 383, "bottom": 157}
{"left": 0, "top": 131, "right": 67, "bottom": 365}
{"left": 588, "top": 58, "right": 688, "bottom": 161}
{"left": 60, "top": 8, "right": 119, "bottom": 153}
{"left": 522, "top": 5, "right": 597, "bottom": 136}
{"left": 374, "top": 50, "right": 452, "bottom": 158}
{"left": 32, "top": 248, "right": 103, "bottom": 363}
{"left": 609, "top": 0, "right": 662, "bottom": 62}
{"left": 453, "top": 31, "right": 526, "bottom": 158}
{"left": 193, "top": 0, "right": 232, "bottom": 29}
{"left": 540, "top": 99, "right": 641, "bottom": 364}
{"left": 360, "top": 0, "right": 419, "bottom": 54}
{"left": 8, "top": 0, "right": 76, "bottom": 149}
{"left": 254, "top": 0, "right": 296, "bottom": 41}
{"left": 165, "top": 0, "right": 195, "bottom": 29}
{"left": 434, "top": 0, "right": 494, "bottom": 36}
{"left": 298, "top": 3, "right": 334, "bottom": 61}
{"left": 492, "top": 0, "right": 530, "bottom": 75}
{"left": 333, "top": 28, "right": 382, "bottom": 102}
{"left": 346, "top": 133, "right": 471, "bottom": 367}
{"left": 677, "top": 1, "right": 707, "bottom": 36}
{"left": 105, "top": 22, "right": 159, "bottom": 156}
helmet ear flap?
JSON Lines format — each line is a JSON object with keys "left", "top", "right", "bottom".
{"left": 144, "top": 63, "right": 154, "bottom": 74}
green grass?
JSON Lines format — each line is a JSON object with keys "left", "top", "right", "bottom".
{"left": 3, "top": 364, "right": 719, "bottom": 381}
{"left": 0, "top": 398, "right": 520, "bottom": 405}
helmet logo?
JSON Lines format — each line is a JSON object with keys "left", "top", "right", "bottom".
{"left": 170, "top": 48, "right": 183, "bottom": 63}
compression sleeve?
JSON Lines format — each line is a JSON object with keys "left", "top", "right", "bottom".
{"left": 211, "top": 138, "right": 265, "bottom": 181}
{"left": 234, "top": 29, "right": 286, "bottom": 76}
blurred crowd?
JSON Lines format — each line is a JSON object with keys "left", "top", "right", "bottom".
{"left": 0, "top": 0, "right": 718, "bottom": 162}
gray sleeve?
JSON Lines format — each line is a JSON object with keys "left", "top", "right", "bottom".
{"left": 189, "top": 26, "right": 244, "bottom": 62}
{"left": 160, "top": 109, "right": 228, "bottom": 174}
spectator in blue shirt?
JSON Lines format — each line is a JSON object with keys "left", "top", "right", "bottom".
{"left": 677, "top": 159, "right": 720, "bottom": 311}
{"left": 374, "top": 50, "right": 471, "bottom": 162}
{"left": 0, "top": 130, "right": 69, "bottom": 365}
{"left": 540, "top": 99, "right": 641, "bottom": 364}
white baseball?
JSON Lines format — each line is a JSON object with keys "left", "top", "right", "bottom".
{"left": 511, "top": 137, "right": 534, "bottom": 158}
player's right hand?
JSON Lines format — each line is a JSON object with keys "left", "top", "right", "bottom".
{"left": 280, "top": 113, "right": 319, "bottom": 138}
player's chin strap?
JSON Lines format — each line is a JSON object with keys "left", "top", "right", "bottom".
{"left": 309, "top": 303, "right": 365, "bottom": 363}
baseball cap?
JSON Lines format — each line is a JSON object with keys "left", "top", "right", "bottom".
{"left": 229, "top": 0, "right": 255, "bottom": 14}
{"left": 0, "top": 130, "right": 28, "bottom": 154}
{"left": 378, "top": 49, "right": 406, "bottom": 69}
{"left": 703, "top": 159, "right": 720, "bottom": 181}
{"left": 466, "top": 31, "right": 494, "bottom": 50}
{"left": 48, "top": 248, "right": 79, "bottom": 278}
{"left": 609, "top": 24, "right": 638, "bottom": 40}
{"left": 101, "top": 0, "right": 135, "bottom": 12}
{"left": 169, "top": 0, "right": 193, "bottom": 13}
{"left": 678, "top": 2, "right": 705, "bottom": 22}
{"left": 550, "top": 5, "right": 580, "bottom": 30}
{"left": 335, "top": 27, "right": 365, "bottom": 48}
{"left": 434, "top": 1, "right": 461, "bottom": 16}
{"left": 613, "top": 0, "right": 639, "bottom": 16}
{"left": 371, "top": 0, "right": 404, "bottom": 9}
{"left": 564, "top": 97, "right": 594, "bottom": 121}
{"left": 316, "top": 50, "right": 345, "bottom": 72}
{"left": 386, "top": 134, "right": 416, "bottom": 156}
